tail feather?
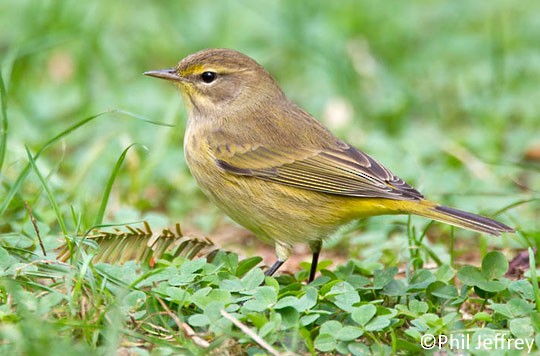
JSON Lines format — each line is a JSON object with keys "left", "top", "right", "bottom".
{"left": 410, "top": 201, "right": 514, "bottom": 236}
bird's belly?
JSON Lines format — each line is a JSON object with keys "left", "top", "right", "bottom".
{"left": 187, "top": 151, "right": 339, "bottom": 241}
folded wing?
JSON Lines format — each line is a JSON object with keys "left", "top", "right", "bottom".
{"left": 213, "top": 142, "right": 423, "bottom": 201}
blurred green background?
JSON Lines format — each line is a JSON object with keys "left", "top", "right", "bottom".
{"left": 1, "top": 0, "right": 538, "bottom": 260}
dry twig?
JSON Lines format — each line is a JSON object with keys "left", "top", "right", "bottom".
{"left": 157, "top": 297, "right": 210, "bottom": 349}
{"left": 220, "top": 309, "right": 281, "bottom": 356}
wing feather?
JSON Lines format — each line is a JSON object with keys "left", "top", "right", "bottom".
{"left": 213, "top": 142, "right": 423, "bottom": 201}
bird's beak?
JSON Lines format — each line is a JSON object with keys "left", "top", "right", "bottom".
{"left": 143, "top": 68, "right": 184, "bottom": 82}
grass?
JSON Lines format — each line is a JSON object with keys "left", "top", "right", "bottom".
{"left": 1, "top": 0, "right": 539, "bottom": 354}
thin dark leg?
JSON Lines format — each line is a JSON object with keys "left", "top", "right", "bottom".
{"left": 309, "top": 251, "right": 320, "bottom": 282}
{"left": 309, "top": 240, "right": 322, "bottom": 282}
{"left": 265, "top": 260, "right": 285, "bottom": 276}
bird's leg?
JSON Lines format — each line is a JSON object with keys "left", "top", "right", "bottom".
{"left": 265, "top": 243, "right": 291, "bottom": 277}
{"left": 308, "top": 240, "right": 322, "bottom": 282}
{"left": 265, "top": 260, "right": 284, "bottom": 276}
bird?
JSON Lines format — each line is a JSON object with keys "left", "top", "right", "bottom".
{"left": 144, "top": 48, "right": 514, "bottom": 282}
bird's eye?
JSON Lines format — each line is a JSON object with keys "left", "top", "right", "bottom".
{"left": 200, "top": 71, "right": 217, "bottom": 84}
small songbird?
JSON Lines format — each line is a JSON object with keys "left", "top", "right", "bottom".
{"left": 145, "top": 48, "right": 514, "bottom": 282}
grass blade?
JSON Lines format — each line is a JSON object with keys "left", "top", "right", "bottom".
{"left": 0, "top": 70, "right": 7, "bottom": 174}
{"left": 0, "top": 109, "right": 171, "bottom": 216}
{"left": 1, "top": 111, "right": 109, "bottom": 216}
{"left": 113, "top": 109, "right": 175, "bottom": 127}
{"left": 529, "top": 248, "right": 540, "bottom": 313}
{"left": 94, "top": 143, "right": 146, "bottom": 226}
{"left": 25, "top": 145, "right": 67, "bottom": 236}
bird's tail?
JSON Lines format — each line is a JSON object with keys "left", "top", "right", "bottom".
{"left": 406, "top": 200, "right": 514, "bottom": 236}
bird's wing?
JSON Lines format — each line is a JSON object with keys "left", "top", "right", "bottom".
{"left": 212, "top": 142, "right": 424, "bottom": 200}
